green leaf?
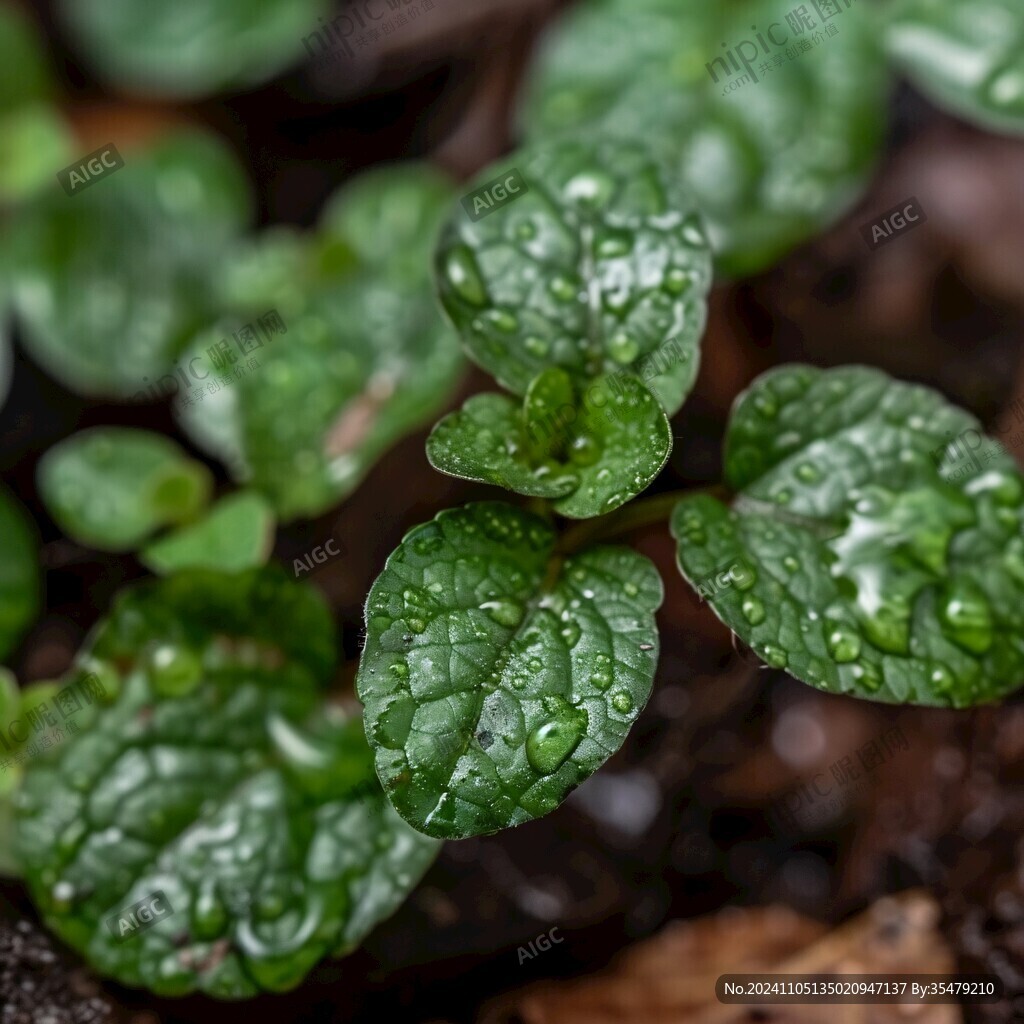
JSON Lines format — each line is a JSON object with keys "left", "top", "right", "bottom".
{"left": 38, "top": 428, "right": 212, "bottom": 552}
{"left": 0, "top": 669, "right": 22, "bottom": 878}
{"left": 0, "top": 6, "right": 53, "bottom": 114}
{"left": 9, "top": 131, "right": 250, "bottom": 397}
{"left": 15, "top": 568, "right": 438, "bottom": 998}
{"left": 521, "top": 0, "right": 889, "bottom": 277}
{"left": 59, "top": 0, "right": 331, "bottom": 99}
{"left": 0, "top": 104, "right": 74, "bottom": 204}
{"left": 435, "top": 140, "right": 711, "bottom": 415}
{"left": 0, "top": 488, "right": 40, "bottom": 661}
{"left": 885, "top": 0, "right": 1024, "bottom": 135}
{"left": 427, "top": 368, "right": 672, "bottom": 518}
{"left": 357, "top": 501, "right": 663, "bottom": 838}
{"left": 319, "top": 163, "right": 455, "bottom": 279}
{"left": 175, "top": 164, "right": 464, "bottom": 521}
{"left": 671, "top": 364, "right": 1024, "bottom": 707}
{"left": 140, "top": 492, "right": 275, "bottom": 575}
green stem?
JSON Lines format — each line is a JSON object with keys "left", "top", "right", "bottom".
{"left": 557, "top": 483, "right": 729, "bottom": 554}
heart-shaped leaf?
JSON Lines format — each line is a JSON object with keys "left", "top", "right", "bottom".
{"left": 38, "top": 428, "right": 212, "bottom": 552}
{"left": 356, "top": 502, "right": 663, "bottom": 838}
{"left": 885, "top": 0, "right": 1024, "bottom": 135}
{"left": 434, "top": 140, "right": 711, "bottom": 415}
{"left": 672, "top": 364, "right": 1024, "bottom": 707}
{"left": 427, "top": 368, "right": 672, "bottom": 518}
{"left": 175, "top": 165, "right": 464, "bottom": 521}
{"left": 0, "top": 488, "right": 40, "bottom": 661}
{"left": 9, "top": 131, "right": 250, "bottom": 397}
{"left": 59, "top": 0, "right": 330, "bottom": 98}
{"left": 140, "top": 491, "right": 275, "bottom": 575}
{"left": 521, "top": 0, "right": 889, "bottom": 277}
{"left": 15, "top": 568, "right": 438, "bottom": 998}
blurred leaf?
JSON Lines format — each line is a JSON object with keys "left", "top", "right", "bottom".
{"left": 0, "top": 488, "right": 40, "bottom": 662}
{"left": 427, "top": 369, "right": 672, "bottom": 518}
{"left": 319, "top": 163, "right": 455, "bottom": 279}
{"left": 15, "top": 568, "right": 438, "bottom": 997}
{"left": 59, "top": 0, "right": 331, "bottom": 99}
{"left": 0, "top": 104, "right": 74, "bottom": 204}
{"left": 0, "top": 6, "right": 53, "bottom": 113}
{"left": 176, "top": 164, "right": 464, "bottom": 521}
{"left": 140, "top": 491, "right": 275, "bottom": 575}
{"left": 435, "top": 140, "right": 711, "bottom": 415}
{"left": 521, "top": 0, "right": 889, "bottom": 277}
{"left": 9, "top": 131, "right": 251, "bottom": 397}
{"left": 356, "top": 502, "right": 662, "bottom": 838}
{"left": 672, "top": 365, "right": 1024, "bottom": 706}
{"left": 885, "top": 0, "right": 1024, "bottom": 135}
{"left": 38, "top": 427, "right": 212, "bottom": 552}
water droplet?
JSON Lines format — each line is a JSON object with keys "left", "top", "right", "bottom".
{"left": 681, "top": 213, "right": 706, "bottom": 247}
{"left": 929, "top": 663, "right": 956, "bottom": 695}
{"left": 191, "top": 887, "right": 228, "bottom": 940}
{"left": 549, "top": 275, "right": 578, "bottom": 302}
{"left": 731, "top": 562, "right": 757, "bottom": 590}
{"left": 741, "top": 596, "right": 766, "bottom": 625}
{"left": 624, "top": 581, "right": 639, "bottom": 597}
{"left": 774, "top": 489, "right": 792, "bottom": 505}
{"left": 569, "top": 433, "right": 601, "bottom": 466}
{"left": 147, "top": 644, "right": 202, "bottom": 698}
{"left": 406, "top": 617, "right": 427, "bottom": 634}
{"left": 851, "top": 661, "right": 882, "bottom": 692}
{"left": 796, "top": 462, "right": 819, "bottom": 483}
{"left": 560, "top": 620, "right": 581, "bottom": 647}
{"left": 596, "top": 230, "right": 631, "bottom": 258}
{"left": 486, "top": 309, "right": 519, "bottom": 334}
{"left": 524, "top": 335, "right": 550, "bottom": 357}
{"left": 607, "top": 331, "right": 640, "bottom": 364}
{"left": 516, "top": 219, "right": 537, "bottom": 240}
{"left": 610, "top": 690, "right": 633, "bottom": 713}
{"left": 825, "top": 622, "right": 861, "bottom": 663}
{"left": 525, "top": 706, "right": 587, "bottom": 775}
{"left": 938, "top": 579, "right": 994, "bottom": 654}
{"left": 782, "top": 556, "right": 800, "bottom": 573}
{"left": 754, "top": 395, "right": 778, "bottom": 418}
{"left": 480, "top": 599, "right": 524, "bottom": 629}
{"left": 663, "top": 267, "right": 691, "bottom": 295}
{"left": 762, "top": 644, "right": 788, "bottom": 668}
{"left": 388, "top": 661, "right": 409, "bottom": 681}
{"left": 564, "top": 169, "right": 615, "bottom": 206}
{"left": 444, "top": 244, "right": 487, "bottom": 306}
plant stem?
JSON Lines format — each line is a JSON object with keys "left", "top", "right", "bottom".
{"left": 557, "top": 484, "right": 729, "bottom": 554}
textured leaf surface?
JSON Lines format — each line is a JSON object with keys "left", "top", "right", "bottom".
{"left": 521, "top": 0, "right": 888, "bottom": 277}
{"left": 885, "top": 0, "right": 1024, "bottom": 135}
{"left": 175, "top": 165, "right": 464, "bottom": 521}
{"left": 38, "top": 428, "right": 212, "bottom": 552}
{"left": 434, "top": 140, "right": 711, "bottom": 415}
{"left": 15, "top": 569, "right": 438, "bottom": 998}
{"left": 9, "top": 132, "right": 250, "bottom": 397}
{"left": 357, "top": 502, "right": 663, "bottom": 838}
{"left": 427, "top": 369, "right": 672, "bottom": 518}
{"left": 140, "top": 492, "right": 275, "bottom": 575}
{"left": 0, "top": 488, "right": 40, "bottom": 661}
{"left": 672, "top": 365, "right": 1024, "bottom": 706}
{"left": 59, "top": 0, "right": 330, "bottom": 98}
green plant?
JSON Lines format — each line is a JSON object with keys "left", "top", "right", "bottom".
{"left": 3, "top": 0, "right": 1024, "bottom": 1003}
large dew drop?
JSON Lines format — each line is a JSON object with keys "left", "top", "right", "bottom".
{"left": 525, "top": 706, "right": 587, "bottom": 775}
